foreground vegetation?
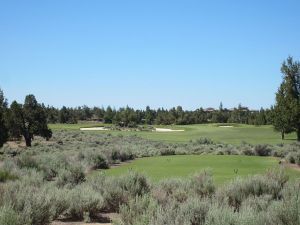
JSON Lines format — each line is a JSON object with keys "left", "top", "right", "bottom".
{"left": 0, "top": 131, "right": 299, "bottom": 224}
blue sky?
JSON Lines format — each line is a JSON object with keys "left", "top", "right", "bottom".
{"left": 1, "top": 0, "right": 300, "bottom": 110}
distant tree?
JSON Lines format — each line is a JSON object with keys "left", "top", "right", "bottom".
{"left": 59, "top": 106, "right": 77, "bottom": 124}
{"left": 8, "top": 95, "right": 52, "bottom": 147}
{"left": 44, "top": 105, "right": 59, "bottom": 123}
{"left": 104, "top": 106, "right": 115, "bottom": 123}
{"left": 219, "top": 102, "right": 223, "bottom": 111}
{"left": 145, "top": 106, "right": 155, "bottom": 125}
{"left": 256, "top": 108, "right": 267, "bottom": 125}
{"left": 0, "top": 89, "right": 8, "bottom": 147}
{"left": 273, "top": 57, "right": 300, "bottom": 140}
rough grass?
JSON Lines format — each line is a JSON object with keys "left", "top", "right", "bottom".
{"left": 49, "top": 123, "right": 297, "bottom": 145}
{"left": 104, "top": 155, "right": 300, "bottom": 184}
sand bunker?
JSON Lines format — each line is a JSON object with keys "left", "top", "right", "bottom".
{"left": 219, "top": 126, "right": 233, "bottom": 128}
{"left": 80, "top": 127, "right": 109, "bottom": 131}
{"left": 154, "top": 128, "right": 185, "bottom": 132}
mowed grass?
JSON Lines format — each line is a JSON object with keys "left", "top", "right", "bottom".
{"left": 104, "top": 155, "right": 300, "bottom": 185}
{"left": 49, "top": 123, "right": 297, "bottom": 145}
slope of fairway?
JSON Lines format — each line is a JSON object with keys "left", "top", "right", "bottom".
{"left": 104, "top": 155, "right": 300, "bottom": 184}
{"left": 49, "top": 123, "right": 296, "bottom": 145}
{"left": 138, "top": 124, "right": 297, "bottom": 144}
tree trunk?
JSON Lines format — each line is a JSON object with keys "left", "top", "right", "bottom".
{"left": 24, "top": 132, "right": 32, "bottom": 147}
{"left": 297, "top": 129, "right": 300, "bottom": 142}
{"left": 281, "top": 131, "right": 285, "bottom": 140}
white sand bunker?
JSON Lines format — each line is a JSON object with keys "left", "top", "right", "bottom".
{"left": 219, "top": 126, "right": 233, "bottom": 128}
{"left": 80, "top": 127, "right": 109, "bottom": 131}
{"left": 154, "top": 128, "right": 185, "bottom": 132}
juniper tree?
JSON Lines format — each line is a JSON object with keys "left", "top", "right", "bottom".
{"left": 9, "top": 95, "right": 52, "bottom": 147}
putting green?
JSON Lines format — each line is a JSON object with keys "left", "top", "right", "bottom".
{"left": 104, "top": 155, "right": 300, "bottom": 184}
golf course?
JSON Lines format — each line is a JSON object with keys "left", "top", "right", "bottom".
{"left": 49, "top": 123, "right": 297, "bottom": 145}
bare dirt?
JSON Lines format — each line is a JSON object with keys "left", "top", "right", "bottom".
{"left": 51, "top": 213, "right": 119, "bottom": 225}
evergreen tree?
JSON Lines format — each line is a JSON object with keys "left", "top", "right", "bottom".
{"left": 273, "top": 57, "right": 300, "bottom": 140}
{"left": 9, "top": 95, "right": 52, "bottom": 147}
{"left": 0, "top": 89, "right": 8, "bottom": 147}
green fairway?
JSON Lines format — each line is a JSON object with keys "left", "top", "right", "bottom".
{"left": 49, "top": 123, "right": 297, "bottom": 145}
{"left": 104, "top": 155, "right": 300, "bottom": 184}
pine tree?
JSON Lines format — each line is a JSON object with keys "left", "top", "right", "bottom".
{"left": 273, "top": 57, "right": 300, "bottom": 140}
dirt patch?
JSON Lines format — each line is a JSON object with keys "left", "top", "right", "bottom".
{"left": 280, "top": 160, "right": 300, "bottom": 172}
{"left": 51, "top": 222, "right": 111, "bottom": 225}
{"left": 283, "top": 162, "right": 300, "bottom": 171}
{"left": 6, "top": 141, "right": 26, "bottom": 148}
{"left": 110, "top": 160, "right": 134, "bottom": 169}
{"left": 51, "top": 213, "right": 119, "bottom": 225}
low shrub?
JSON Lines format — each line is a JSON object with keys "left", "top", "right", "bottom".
{"left": 189, "top": 170, "right": 215, "bottom": 197}
{"left": 287, "top": 152, "right": 300, "bottom": 165}
{"left": 160, "top": 148, "right": 175, "bottom": 156}
{"left": 0, "top": 205, "right": 21, "bottom": 225}
{"left": 87, "top": 153, "right": 109, "bottom": 169}
{"left": 56, "top": 165, "right": 85, "bottom": 187}
{"left": 65, "top": 185, "right": 104, "bottom": 220}
{"left": 254, "top": 144, "right": 272, "bottom": 156}
{"left": 0, "top": 170, "right": 18, "bottom": 182}
{"left": 16, "top": 154, "right": 38, "bottom": 169}
{"left": 195, "top": 137, "right": 214, "bottom": 145}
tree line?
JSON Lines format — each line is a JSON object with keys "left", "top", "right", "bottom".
{"left": 44, "top": 104, "right": 273, "bottom": 127}
{"left": 0, "top": 56, "right": 299, "bottom": 146}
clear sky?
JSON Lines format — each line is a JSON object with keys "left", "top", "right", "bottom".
{"left": 1, "top": 0, "right": 300, "bottom": 110}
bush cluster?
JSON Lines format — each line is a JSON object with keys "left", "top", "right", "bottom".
{"left": 0, "top": 131, "right": 299, "bottom": 225}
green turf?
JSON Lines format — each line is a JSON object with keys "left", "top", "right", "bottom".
{"left": 49, "top": 123, "right": 297, "bottom": 145}
{"left": 104, "top": 155, "right": 300, "bottom": 184}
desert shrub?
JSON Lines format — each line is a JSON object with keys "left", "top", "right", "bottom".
{"left": 240, "top": 194, "right": 272, "bottom": 212}
{"left": 177, "top": 197, "right": 210, "bottom": 225}
{"left": 0, "top": 170, "right": 18, "bottom": 182}
{"left": 1, "top": 182, "right": 55, "bottom": 225}
{"left": 217, "top": 169, "right": 288, "bottom": 210}
{"left": 103, "top": 182, "right": 127, "bottom": 211}
{"left": 287, "top": 152, "right": 296, "bottom": 164}
{"left": 111, "top": 150, "right": 134, "bottom": 162}
{"left": 242, "top": 147, "right": 255, "bottom": 156}
{"left": 267, "top": 182, "right": 300, "bottom": 225}
{"left": 38, "top": 154, "right": 70, "bottom": 181}
{"left": 120, "top": 197, "right": 211, "bottom": 225}
{"left": 118, "top": 195, "right": 155, "bottom": 225}
{"left": 152, "top": 179, "right": 186, "bottom": 205}
{"left": 196, "top": 137, "right": 214, "bottom": 145}
{"left": 102, "top": 172, "right": 151, "bottom": 212}
{"left": 188, "top": 170, "right": 215, "bottom": 197}
{"left": 254, "top": 144, "right": 272, "bottom": 156}
{"left": 65, "top": 185, "right": 104, "bottom": 220}
{"left": 16, "top": 153, "right": 39, "bottom": 169}
{"left": 286, "top": 152, "right": 300, "bottom": 165}
{"left": 56, "top": 165, "right": 85, "bottom": 187}
{"left": 204, "top": 203, "right": 237, "bottom": 225}
{"left": 87, "top": 152, "right": 109, "bottom": 169}
{"left": 160, "top": 148, "right": 175, "bottom": 156}
{"left": 119, "top": 172, "right": 151, "bottom": 197}
{"left": 0, "top": 205, "right": 21, "bottom": 225}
